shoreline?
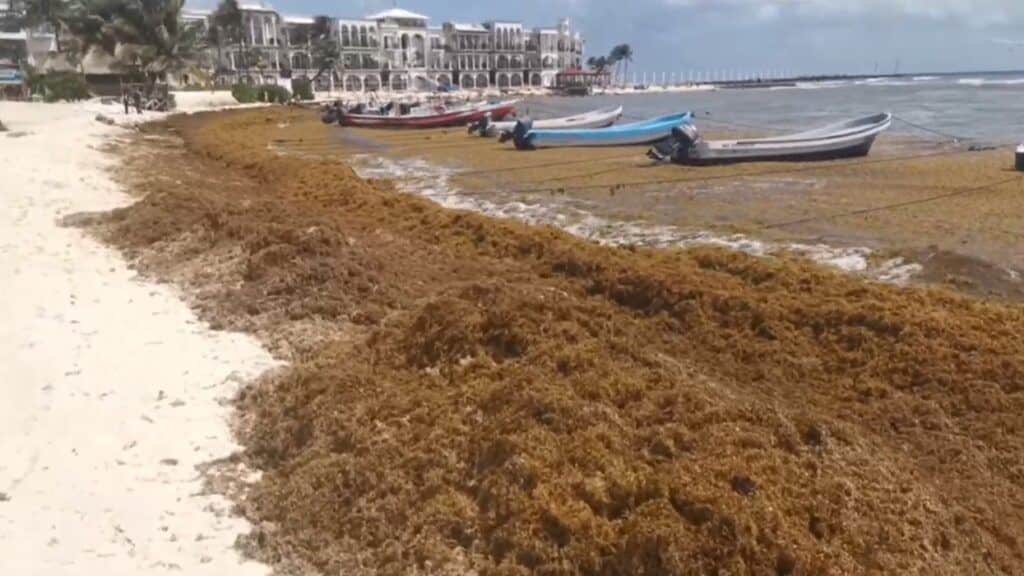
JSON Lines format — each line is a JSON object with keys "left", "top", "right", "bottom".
{"left": 76, "top": 106, "right": 1024, "bottom": 574}
{"left": 295, "top": 121, "right": 1024, "bottom": 302}
{"left": 0, "top": 96, "right": 277, "bottom": 574}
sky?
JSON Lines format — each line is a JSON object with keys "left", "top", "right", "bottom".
{"left": 191, "top": 0, "right": 1024, "bottom": 76}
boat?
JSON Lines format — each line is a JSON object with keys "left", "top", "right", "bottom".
{"left": 469, "top": 106, "right": 624, "bottom": 139}
{"left": 649, "top": 113, "right": 893, "bottom": 164}
{"left": 335, "top": 100, "right": 519, "bottom": 128}
{"left": 511, "top": 112, "right": 693, "bottom": 150}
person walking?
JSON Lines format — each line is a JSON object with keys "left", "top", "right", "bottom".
{"left": 132, "top": 88, "right": 143, "bottom": 114}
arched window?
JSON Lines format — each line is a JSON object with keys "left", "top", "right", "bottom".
{"left": 341, "top": 25, "right": 350, "bottom": 46}
{"left": 360, "top": 26, "right": 368, "bottom": 47}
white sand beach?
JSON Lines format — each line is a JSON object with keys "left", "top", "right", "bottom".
{"left": 0, "top": 93, "right": 276, "bottom": 574}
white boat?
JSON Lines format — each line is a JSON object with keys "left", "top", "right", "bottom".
{"left": 650, "top": 113, "right": 893, "bottom": 164}
{"left": 469, "top": 106, "right": 624, "bottom": 138}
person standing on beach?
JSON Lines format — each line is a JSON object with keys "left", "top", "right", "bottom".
{"left": 132, "top": 88, "right": 143, "bottom": 114}
{"left": 122, "top": 89, "right": 130, "bottom": 115}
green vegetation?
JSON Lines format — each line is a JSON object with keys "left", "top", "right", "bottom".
{"left": 586, "top": 56, "right": 611, "bottom": 74}
{"left": 610, "top": 44, "right": 634, "bottom": 84}
{"left": 588, "top": 44, "right": 635, "bottom": 85}
{"left": 230, "top": 83, "right": 257, "bottom": 102}
{"left": 231, "top": 83, "right": 290, "bottom": 104}
{"left": 258, "top": 84, "right": 290, "bottom": 103}
{"left": 28, "top": 71, "right": 91, "bottom": 102}
{"left": 291, "top": 77, "right": 314, "bottom": 101}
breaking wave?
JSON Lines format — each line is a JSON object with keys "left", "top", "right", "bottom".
{"left": 347, "top": 153, "right": 922, "bottom": 285}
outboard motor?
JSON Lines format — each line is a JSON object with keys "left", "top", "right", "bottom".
{"left": 672, "top": 123, "right": 702, "bottom": 149}
{"left": 1017, "top": 144, "right": 1024, "bottom": 172}
{"left": 468, "top": 113, "right": 492, "bottom": 136}
{"left": 511, "top": 118, "right": 534, "bottom": 150}
{"left": 647, "top": 123, "right": 702, "bottom": 163}
{"left": 497, "top": 130, "right": 515, "bottom": 143}
{"left": 320, "top": 106, "right": 338, "bottom": 125}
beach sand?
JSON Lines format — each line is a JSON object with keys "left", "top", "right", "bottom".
{"left": 77, "top": 106, "right": 1024, "bottom": 575}
{"left": 0, "top": 95, "right": 276, "bottom": 574}
{"left": 285, "top": 121, "right": 1024, "bottom": 300}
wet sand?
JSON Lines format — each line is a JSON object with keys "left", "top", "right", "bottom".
{"left": 76, "top": 106, "right": 1024, "bottom": 575}
{"left": 278, "top": 121, "right": 1024, "bottom": 300}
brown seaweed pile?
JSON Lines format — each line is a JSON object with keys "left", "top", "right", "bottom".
{"left": 86, "top": 108, "right": 1024, "bottom": 575}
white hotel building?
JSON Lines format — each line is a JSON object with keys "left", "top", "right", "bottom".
{"left": 187, "top": 4, "right": 585, "bottom": 92}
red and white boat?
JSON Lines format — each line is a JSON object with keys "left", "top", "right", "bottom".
{"left": 336, "top": 100, "right": 518, "bottom": 128}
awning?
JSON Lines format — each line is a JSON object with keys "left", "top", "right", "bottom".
{"left": 0, "top": 69, "right": 25, "bottom": 85}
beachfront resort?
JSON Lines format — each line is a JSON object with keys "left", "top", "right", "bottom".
{"left": 2, "top": 1, "right": 588, "bottom": 95}
{"left": 183, "top": 4, "right": 586, "bottom": 91}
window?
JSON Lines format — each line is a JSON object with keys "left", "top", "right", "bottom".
{"left": 341, "top": 26, "right": 350, "bottom": 46}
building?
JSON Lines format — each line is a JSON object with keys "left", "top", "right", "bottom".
{"left": 443, "top": 22, "right": 488, "bottom": 89}
{"left": 0, "top": 0, "right": 57, "bottom": 71}
{"left": 184, "top": 3, "right": 585, "bottom": 92}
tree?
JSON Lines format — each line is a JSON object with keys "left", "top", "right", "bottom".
{"left": 212, "top": 0, "right": 241, "bottom": 43}
{"left": 309, "top": 15, "right": 337, "bottom": 86}
{"left": 17, "top": 0, "right": 70, "bottom": 50}
{"left": 61, "top": 0, "right": 202, "bottom": 85}
{"left": 209, "top": 0, "right": 240, "bottom": 75}
{"left": 610, "top": 44, "right": 633, "bottom": 86}
{"left": 586, "top": 55, "right": 609, "bottom": 74}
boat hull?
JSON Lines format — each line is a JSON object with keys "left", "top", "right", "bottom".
{"left": 339, "top": 101, "right": 517, "bottom": 128}
{"left": 481, "top": 106, "right": 624, "bottom": 137}
{"left": 514, "top": 112, "right": 692, "bottom": 150}
{"left": 673, "top": 113, "right": 892, "bottom": 164}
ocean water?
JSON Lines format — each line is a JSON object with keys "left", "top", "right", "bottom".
{"left": 321, "top": 71, "right": 1024, "bottom": 287}
{"left": 514, "top": 72, "right": 1024, "bottom": 145}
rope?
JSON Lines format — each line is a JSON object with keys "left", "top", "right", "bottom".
{"left": 892, "top": 114, "right": 968, "bottom": 143}
{"left": 761, "top": 175, "right": 1022, "bottom": 229}
{"left": 494, "top": 145, "right": 1000, "bottom": 197}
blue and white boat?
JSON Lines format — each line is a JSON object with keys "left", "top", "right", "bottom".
{"left": 511, "top": 112, "right": 693, "bottom": 150}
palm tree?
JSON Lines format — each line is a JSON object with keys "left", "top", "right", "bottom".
{"left": 210, "top": 0, "right": 241, "bottom": 77}
{"left": 61, "top": 0, "right": 201, "bottom": 86}
{"left": 586, "top": 55, "right": 609, "bottom": 74}
{"left": 609, "top": 44, "right": 633, "bottom": 86}
{"left": 309, "top": 15, "right": 338, "bottom": 87}
{"left": 212, "top": 0, "right": 241, "bottom": 41}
